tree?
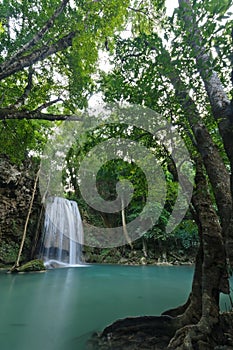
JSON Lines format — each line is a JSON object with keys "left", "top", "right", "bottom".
{"left": 65, "top": 122, "right": 182, "bottom": 254}
{"left": 0, "top": 0, "right": 130, "bottom": 161}
{"left": 0, "top": 0, "right": 130, "bottom": 117}
{"left": 2, "top": 0, "right": 233, "bottom": 348}
{"left": 97, "top": 0, "right": 233, "bottom": 348}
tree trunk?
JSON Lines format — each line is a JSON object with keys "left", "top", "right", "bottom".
{"left": 178, "top": 0, "right": 233, "bottom": 270}
{"left": 95, "top": 158, "right": 231, "bottom": 350}
{"left": 142, "top": 236, "right": 148, "bottom": 258}
{"left": 30, "top": 205, "right": 44, "bottom": 259}
{"left": 162, "top": 243, "right": 203, "bottom": 325}
{"left": 155, "top": 41, "right": 233, "bottom": 253}
{"left": 168, "top": 159, "right": 229, "bottom": 350}
{"left": 121, "top": 198, "right": 133, "bottom": 250}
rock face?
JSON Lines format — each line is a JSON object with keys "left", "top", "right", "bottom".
{"left": 0, "top": 155, "right": 42, "bottom": 266}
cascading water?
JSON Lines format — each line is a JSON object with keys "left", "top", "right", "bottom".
{"left": 39, "top": 197, "right": 84, "bottom": 267}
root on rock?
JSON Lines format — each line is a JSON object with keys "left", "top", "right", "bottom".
{"left": 87, "top": 312, "right": 233, "bottom": 350}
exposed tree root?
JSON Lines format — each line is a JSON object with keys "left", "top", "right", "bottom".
{"left": 88, "top": 315, "right": 177, "bottom": 350}
{"left": 89, "top": 312, "right": 233, "bottom": 350}
{"left": 168, "top": 323, "right": 216, "bottom": 350}
{"left": 101, "top": 315, "right": 176, "bottom": 337}
{"left": 168, "top": 311, "right": 233, "bottom": 350}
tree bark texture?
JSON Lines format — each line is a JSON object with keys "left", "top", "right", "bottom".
{"left": 168, "top": 158, "right": 229, "bottom": 350}
{"left": 178, "top": 0, "right": 233, "bottom": 268}
{"left": 158, "top": 44, "right": 233, "bottom": 268}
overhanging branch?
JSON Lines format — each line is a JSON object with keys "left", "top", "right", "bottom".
{"left": 5, "top": 0, "right": 69, "bottom": 69}
{"left": 0, "top": 107, "right": 82, "bottom": 121}
{"left": 35, "top": 98, "right": 62, "bottom": 112}
{"left": 13, "top": 67, "right": 34, "bottom": 108}
{"left": 0, "top": 31, "right": 76, "bottom": 80}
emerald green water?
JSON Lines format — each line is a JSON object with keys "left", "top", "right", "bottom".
{"left": 0, "top": 265, "right": 231, "bottom": 350}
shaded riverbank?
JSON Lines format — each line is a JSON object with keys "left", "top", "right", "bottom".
{"left": 84, "top": 245, "right": 197, "bottom": 266}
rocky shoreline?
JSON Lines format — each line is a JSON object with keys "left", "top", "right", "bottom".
{"left": 83, "top": 247, "right": 196, "bottom": 267}
{"left": 87, "top": 313, "right": 233, "bottom": 350}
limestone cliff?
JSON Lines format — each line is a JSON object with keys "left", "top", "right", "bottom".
{"left": 0, "top": 155, "right": 42, "bottom": 265}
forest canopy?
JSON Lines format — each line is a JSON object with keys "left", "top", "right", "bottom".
{"left": 0, "top": 0, "right": 131, "bottom": 160}
{"left": 1, "top": 0, "right": 233, "bottom": 349}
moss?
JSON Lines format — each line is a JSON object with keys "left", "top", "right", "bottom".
{"left": 16, "top": 259, "right": 46, "bottom": 272}
{"left": 0, "top": 241, "right": 20, "bottom": 264}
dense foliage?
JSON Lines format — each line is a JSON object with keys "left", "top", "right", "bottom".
{"left": 0, "top": 0, "right": 130, "bottom": 161}
{"left": 65, "top": 121, "right": 197, "bottom": 255}
{"left": 1, "top": 1, "right": 233, "bottom": 348}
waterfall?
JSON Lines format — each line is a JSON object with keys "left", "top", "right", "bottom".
{"left": 39, "top": 197, "right": 84, "bottom": 267}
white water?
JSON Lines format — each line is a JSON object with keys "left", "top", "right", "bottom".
{"left": 39, "top": 197, "right": 84, "bottom": 267}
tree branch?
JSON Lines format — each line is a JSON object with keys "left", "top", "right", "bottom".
{"left": 178, "top": 0, "right": 233, "bottom": 199}
{"left": 128, "top": 6, "right": 148, "bottom": 16}
{"left": 0, "top": 31, "right": 76, "bottom": 80}
{"left": 35, "top": 98, "right": 62, "bottom": 112}
{"left": 121, "top": 52, "right": 144, "bottom": 62}
{"left": 5, "top": 0, "right": 69, "bottom": 69}
{"left": 0, "top": 107, "right": 82, "bottom": 121}
{"left": 13, "top": 67, "right": 34, "bottom": 108}
{"left": 178, "top": 0, "right": 230, "bottom": 117}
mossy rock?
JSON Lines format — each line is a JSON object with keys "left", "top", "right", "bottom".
{"left": 16, "top": 259, "right": 46, "bottom": 272}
